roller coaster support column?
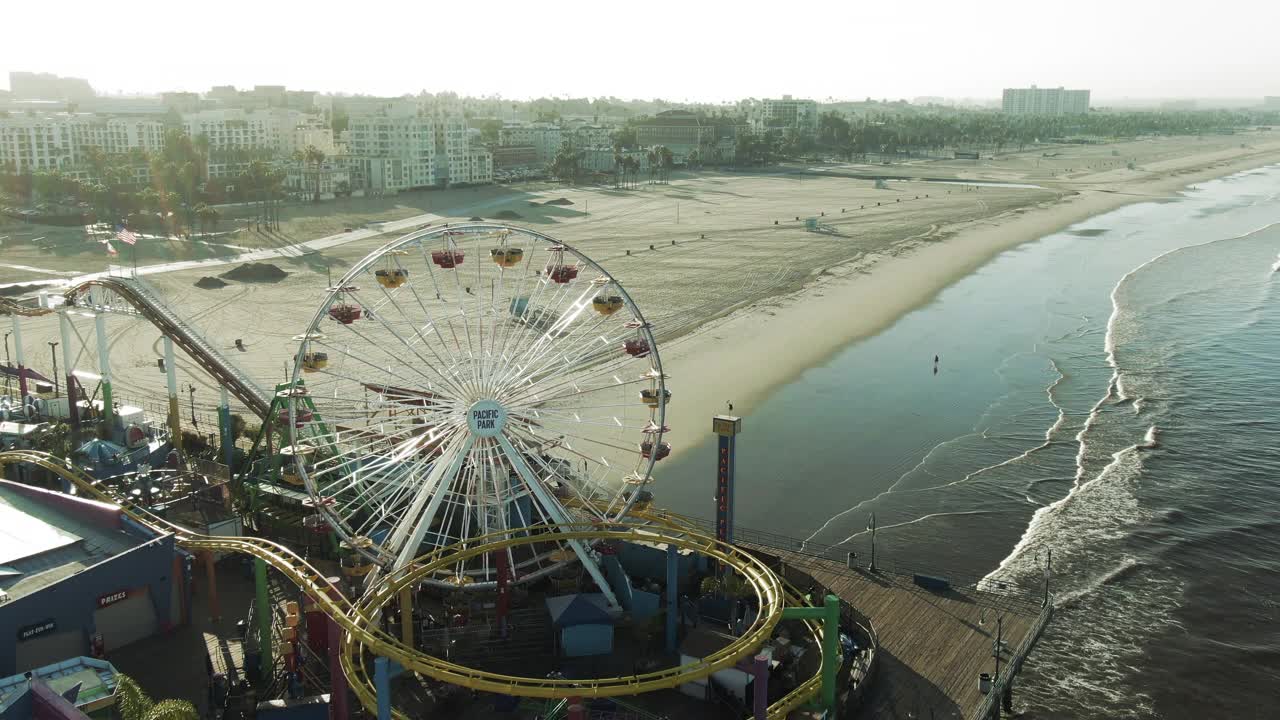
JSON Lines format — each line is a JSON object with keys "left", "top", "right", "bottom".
{"left": 496, "top": 549, "right": 510, "bottom": 638}
{"left": 399, "top": 586, "right": 414, "bottom": 648}
{"left": 164, "top": 336, "right": 182, "bottom": 454}
{"left": 219, "top": 386, "right": 233, "bottom": 471}
{"left": 782, "top": 594, "right": 841, "bottom": 715}
{"left": 94, "top": 312, "right": 112, "bottom": 431}
{"left": 665, "top": 542, "right": 678, "bottom": 652}
{"left": 326, "top": 584, "right": 349, "bottom": 720}
{"left": 11, "top": 314, "right": 28, "bottom": 400}
{"left": 751, "top": 654, "right": 770, "bottom": 720}
{"left": 57, "top": 312, "right": 77, "bottom": 430}
{"left": 373, "top": 657, "right": 391, "bottom": 720}
{"left": 254, "top": 557, "right": 273, "bottom": 683}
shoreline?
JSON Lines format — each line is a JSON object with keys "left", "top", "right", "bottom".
{"left": 659, "top": 146, "right": 1280, "bottom": 457}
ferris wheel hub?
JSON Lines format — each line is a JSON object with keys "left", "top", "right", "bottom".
{"left": 466, "top": 399, "right": 508, "bottom": 438}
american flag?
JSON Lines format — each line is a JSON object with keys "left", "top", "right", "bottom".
{"left": 115, "top": 226, "right": 137, "bottom": 245}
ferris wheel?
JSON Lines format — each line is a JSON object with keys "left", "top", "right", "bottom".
{"left": 286, "top": 223, "right": 669, "bottom": 593}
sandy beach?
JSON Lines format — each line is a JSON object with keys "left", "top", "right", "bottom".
{"left": 5, "top": 132, "right": 1280, "bottom": 457}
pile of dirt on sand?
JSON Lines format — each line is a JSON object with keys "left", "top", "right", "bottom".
{"left": 494, "top": 210, "right": 522, "bottom": 220}
{"left": 469, "top": 216, "right": 484, "bottom": 221}
{"left": 0, "top": 283, "right": 45, "bottom": 298}
{"left": 219, "top": 263, "right": 289, "bottom": 283}
{"left": 543, "top": 197, "right": 574, "bottom": 206}
{"left": 194, "top": 276, "right": 229, "bottom": 289}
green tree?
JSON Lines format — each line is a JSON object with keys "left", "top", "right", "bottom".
{"left": 550, "top": 141, "right": 580, "bottom": 184}
{"left": 115, "top": 674, "right": 199, "bottom": 720}
{"left": 303, "top": 144, "right": 326, "bottom": 201}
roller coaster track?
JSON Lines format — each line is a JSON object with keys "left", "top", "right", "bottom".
{"left": 0, "top": 450, "right": 822, "bottom": 718}
{"left": 61, "top": 277, "right": 272, "bottom": 417}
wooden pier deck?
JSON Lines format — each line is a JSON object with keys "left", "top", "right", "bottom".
{"left": 744, "top": 545, "right": 1052, "bottom": 720}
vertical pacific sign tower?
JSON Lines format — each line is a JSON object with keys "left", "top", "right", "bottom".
{"left": 713, "top": 415, "right": 742, "bottom": 545}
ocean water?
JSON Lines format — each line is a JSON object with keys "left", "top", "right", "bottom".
{"left": 656, "top": 166, "right": 1280, "bottom": 717}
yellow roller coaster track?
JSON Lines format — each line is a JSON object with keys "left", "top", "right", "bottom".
{"left": 0, "top": 450, "right": 822, "bottom": 718}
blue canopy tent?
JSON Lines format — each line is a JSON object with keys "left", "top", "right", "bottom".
{"left": 545, "top": 593, "right": 615, "bottom": 657}
{"left": 75, "top": 438, "right": 133, "bottom": 479}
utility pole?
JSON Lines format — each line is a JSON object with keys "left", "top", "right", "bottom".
{"left": 48, "top": 341, "right": 59, "bottom": 398}
{"left": 186, "top": 383, "right": 199, "bottom": 430}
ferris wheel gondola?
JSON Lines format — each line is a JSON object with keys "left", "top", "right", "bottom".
{"left": 287, "top": 223, "right": 669, "bottom": 595}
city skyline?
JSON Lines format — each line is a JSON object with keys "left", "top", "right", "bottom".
{"left": 2, "top": 0, "right": 1278, "bottom": 103}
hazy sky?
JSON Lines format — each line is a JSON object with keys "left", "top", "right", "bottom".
{"left": 3, "top": 0, "right": 1278, "bottom": 102}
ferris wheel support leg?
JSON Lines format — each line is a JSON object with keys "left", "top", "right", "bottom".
{"left": 496, "top": 435, "right": 620, "bottom": 611}
{"left": 254, "top": 557, "right": 273, "bottom": 683}
{"left": 386, "top": 435, "right": 474, "bottom": 571}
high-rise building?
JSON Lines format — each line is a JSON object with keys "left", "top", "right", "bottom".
{"left": 346, "top": 100, "right": 491, "bottom": 193}
{"left": 1002, "top": 86, "right": 1091, "bottom": 115}
{"left": 0, "top": 113, "right": 166, "bottom": 173}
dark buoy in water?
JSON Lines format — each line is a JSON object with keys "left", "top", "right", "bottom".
{"left": 934, "top": 354, "right": 939, "bottom": 363}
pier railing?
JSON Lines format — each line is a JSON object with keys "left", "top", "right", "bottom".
{"left": 971, "top": 600, "right": 1054, "bottom": 720}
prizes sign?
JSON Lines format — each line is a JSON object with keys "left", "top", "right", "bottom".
{"left": 97, "top": 589, "right": 130, "bottom": 609}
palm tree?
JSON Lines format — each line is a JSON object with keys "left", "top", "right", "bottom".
{"left": 303, "top": 144, "right": 326, "bottom": 202}
{"left": 115, "top": 674, "right": 199, "bottom": 720}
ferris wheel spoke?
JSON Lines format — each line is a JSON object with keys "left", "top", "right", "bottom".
{"left": 504, "top": 432, "right": 608, "bottom": 514}
{"left": 506, "top": 419, "right": 644, "bottom": 462}
{"left": 489, "top": 261, "right": 573, "bottom": 386}
{"left": 320, "top": 321, "right": 458, "bottom": 398}
{"left": 499, "top": 316, "right": 616, "bottom": 397}
{"left": 505, "top": 329, "right": 641, "bottom": 408}
{"left": 363, "top": 276, "right": 471, "bottom": 391}
{"left": 496, "top": 433, "right": 619, "bottom": 608}
{"left": 341, "top": 289, "right": 471, "bottom": 395}
{"left": 414, "top": 236, "right": 479, "bottom": 376}
{"left": 393, "top": 260, "right": 476, "bottom": 381}
{"left": 378, "top": 432, "right": 475, "bottom": 569}
{"left": 499, "top": 280, "right": 598, "bottom": 382}
{"left": 506, "top": 374, "right": 650, "bottom": 413}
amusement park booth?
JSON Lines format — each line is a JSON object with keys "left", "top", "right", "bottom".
{"left": 544, "top": 594, "right": 615, "bottom": 658}
{"left": 0, "top": 656, "right": 121, "bottom": 719}
{"left": 0, "top": 480, "right": 188, "bottom": 678}
{"left": 678, "top": 627, "right": 774, "bottom": 703}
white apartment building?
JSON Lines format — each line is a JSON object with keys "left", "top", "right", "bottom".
{"left": 182, "top": 108, "right": 325, "bottom": 156}
{"left": 346, "top": 100, "right": 492, "bottom": 192}
{"left": 1002, "top": 86, "right": 1091, "bottom": 115}
{"left": 750, "top": 96, "right": 819, "bottom": 136}
{"left": 0, "top": 113, "right": 167, "bottom": 173}
{"left": 499, "top": 123, "right": 562, "bottom": 163}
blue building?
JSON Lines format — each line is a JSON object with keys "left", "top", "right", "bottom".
{"left": 0, "top": 480, "right": 189, "bottom": 677}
